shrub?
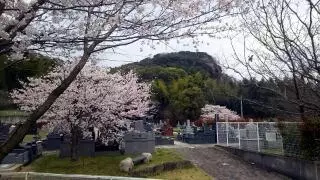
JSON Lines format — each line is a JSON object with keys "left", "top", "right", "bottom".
{"left": 300, "top": 117, "right": 320, "bottom": 160}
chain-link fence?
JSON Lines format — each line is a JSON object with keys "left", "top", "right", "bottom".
{"left": 216, "top": 122, "right": 302, "bottom": 157}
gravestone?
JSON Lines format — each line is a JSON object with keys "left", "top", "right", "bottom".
{"left": 240, "top": 123, "right": 263, "bottom": 151}
{"left": 245, "top": 123, "right": 258, "bottom": 139}
{"left": 1, "top": 149, "right": 30, "bottom": 164}
{"left": 59, "top": 139, "right": 95, "bottom": 158}
{"left": 134, "top": 120, "right": 145, "bottom": 132}
{"left": 45, "top": 133, "right": 64, "bottom": 150}
{"left": 181, "top": 122, "right": 216, "bottom": 144}
{"left": 266, "top": 132, "right": 277, "bottom": 142}
{"left": 123, "top": 120, "right": 155, "bottom": 154}
{"left": 144, "top": 121, "right": 153, "bottom": 132}
{"left": 159, "top": 120, "right": 164, "bottom": 127}
{"left": 203, "top": 123, "right": 210, "bottom": 132}
{"left": 184, "top": 120, "right": 194, "bottom": 135}
{"left": 155, "top": 136, "right": 174, "bottom": 145}
{"left": 177, "top": 121, "right": 181, "bottom": 129}
{"left": 265, "top": 131, "right": 283, "bottom": 149}
{"left": 183, "top": 122, "right": 187, "bottom": 128}
{"left": 0, "top": 124, "right": 9, "bottom": 144}
{"left": 1, "top": 141, "right": 43, "bottom": 165}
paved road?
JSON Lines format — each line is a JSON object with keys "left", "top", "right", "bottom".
{"left": 175, "top": 146, "right": 291, "bottom": 180}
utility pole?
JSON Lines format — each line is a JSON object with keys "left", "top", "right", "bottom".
{"left": 241, "top": 33, "right": 245, "bottom": 119}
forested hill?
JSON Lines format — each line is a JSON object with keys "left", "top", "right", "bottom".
{"left": 112, "top": 51, "right": 223, "bottom": 80}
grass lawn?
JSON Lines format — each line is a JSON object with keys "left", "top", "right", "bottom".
{"left": 150, "top": 166, "right": 212, "bottom": 180}
{"left": 134, "top": 148, "right": 183, "bottom": 171}
{"left": 23, "top": 148, "right": 196, "bottom": 178}
{"left": 262, "top": 148, "right": 284, "bottom": 155}
{"left": 23, "top": 130, "right": 48, "bottom": 143}
{"left": 0, "top": 110, "right": 28, "bottom": 117}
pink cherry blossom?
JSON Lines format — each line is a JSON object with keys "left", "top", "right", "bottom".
{"left": 11, "top": 63, "right": 151, "bottom": 144}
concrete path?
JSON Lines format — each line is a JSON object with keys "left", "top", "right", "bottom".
{"left": 175, "top": 146, "right": 291, "bottom": 180}
{"left": 156, "top": 141, "right": 216, "bottom": 149}
{"left": 0, "top": 164, "right": 23, "bottom": 172}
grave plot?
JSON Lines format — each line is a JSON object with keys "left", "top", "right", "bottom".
{"left": 176, "top": 120, "right": 216, "bottom": 144}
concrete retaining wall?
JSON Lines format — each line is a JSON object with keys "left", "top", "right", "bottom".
{"left": 217, "top": 145, "right": 320, "bottom": 180}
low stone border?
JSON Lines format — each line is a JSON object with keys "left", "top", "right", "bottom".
{"left": 0, "top": 172, "right": 157, "bottom": 180}
{"left": 129, "top": 160, "right": 193, "bottom": 177}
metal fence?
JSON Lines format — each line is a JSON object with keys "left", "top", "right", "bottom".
{"left": 216, "top": 122, "right": 301, "bottom": 156}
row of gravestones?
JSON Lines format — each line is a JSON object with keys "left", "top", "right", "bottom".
{"left": 153, "top": 120, "right": 174, "bottom": 145}
{"left": 239, "top": 123, "right": 284, "bottom": 152}
{"left": 42, "top": 133, "right": 96, "bottom": 158}
{"left": 0, "top": 124, "right": 44, "bottom": 165}
{"left": 0, "top": 141, "right": 43, "bottom": 165}
{"left": 177, "top": 120, "right": 217, "bottom": 144}
{"left": 40, "top": 120, "right": 157, "bottom": 157}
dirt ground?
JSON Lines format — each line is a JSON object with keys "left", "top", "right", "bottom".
{"left": 176, "top": 146, "right": 291, "bottom": 180}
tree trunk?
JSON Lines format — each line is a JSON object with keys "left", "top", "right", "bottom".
{"left": 0, "top": 51, "right": 91, "bottom": 161}
{"left": 70, "top": 127, "right": 80, "bottom": 161}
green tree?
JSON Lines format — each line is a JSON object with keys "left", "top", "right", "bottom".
{"left": 0, "top": 54, "right": 57, "bottom": 110}
{"left": 152, "top": 73, "right": 207, "bottom": 125}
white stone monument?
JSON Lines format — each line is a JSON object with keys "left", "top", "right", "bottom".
{"left": 184, "top": 120, "right": 194, "bottom": 134}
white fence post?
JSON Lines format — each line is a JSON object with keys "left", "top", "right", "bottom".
{"left": 226, "top": 122, "right": 229, "bottom": 146}
{"left": 216, "top": 122, "right": 219, "bottom": 144}
{"left": 256, "top": 122, "right": 260, "bottom": 152}
{"left": 238, "top": 122, "right": 240, "bottom": 149}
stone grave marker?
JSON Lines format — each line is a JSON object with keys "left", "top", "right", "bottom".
{"left": 123, "top": 120, "right": 155, "bottom": 154}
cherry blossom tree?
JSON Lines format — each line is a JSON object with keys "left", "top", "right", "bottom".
{"left": 201, "top": 104, "right": 240, "bottom": 121}
{"left": 0, "top": 0, "right": 240, "bottom": 160}
{"left": 11, "top": 64, "right": 151, "bottom": 160}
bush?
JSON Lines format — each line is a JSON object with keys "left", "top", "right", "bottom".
{"left": 300, "top": 117, "right": 320, "bottom": 160}
{"left": 278, "top": 118, "right": 320, "bottom": 160}
{"left": 278, "top": 122, "right": 301, "bottom": 157}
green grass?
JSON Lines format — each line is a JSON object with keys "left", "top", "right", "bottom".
{"left": 173, "top": 128, "right": 181, "bottom": 132}
{"left": 0, "top": 110, "right": 28, "bottom": 117}
{"left": 150, "top": 166, "right": 212, "bottom": 180}
{"left": 23, "top": 130, "right": 48, "bottom": 143}
{"left": 23, "top": 149, "right": 184, "bottom": 177}
{"left": 134, "top": 148, "right": 184, "bottom": 170}
{"left": 25, "top": 152, "right": 129, "bottom": 176}
{"left": 262, "top": 148, "right": 284, "bottom": 155}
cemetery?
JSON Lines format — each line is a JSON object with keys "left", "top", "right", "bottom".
{"left": 1, "top": 101, "right": 309, "bottom": 179}
{"left": 176, "top": 120, "right": 216, "bottom": 144}
{"left": 0, "top": 123, "right": 43, "bottom": 165}
{"left": 2, "top": 0, "right": 320, "bottom": 179}
{"left": 154, "top": 120, "right": 175, "bottom": 146}
{"left": 0, "top": 118, "right": 213, "bottom": 179}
